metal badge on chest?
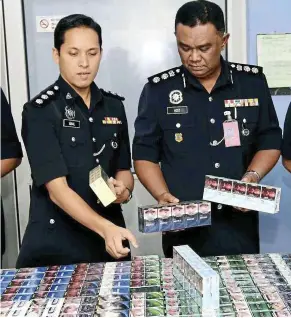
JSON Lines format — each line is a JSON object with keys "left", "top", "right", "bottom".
{"left": 167, "top": 90, "right": 189, "bottom": 143}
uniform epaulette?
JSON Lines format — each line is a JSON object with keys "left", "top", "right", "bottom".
{"left": 228, "top": 62, "right": 263, "bottom": 75}
{"left": 100, "top": 89, "right": 125, "bottom": 101}
{"left": 31, "top": 83, "right": 60, "bottom": 107}
{"left": 148, "top": 66, "right": 182, "bottom": 84}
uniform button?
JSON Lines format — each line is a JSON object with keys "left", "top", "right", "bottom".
{"left": 176, "top": 123, "right": 181, "bottom": 128}
{"left": 212, "top": 140, "right": 218, "bottom": 146}
{"left": 92, "top": 137, "right": 96, "bottom": 142}
{"left": 215, "top": 162, "right": 220, "bottom": 169}
{"left": 243, "top": 118, "right": 247, "bottom": 123}
{"left": 49, "top": 219, "right": 55, "bottom": 225}
{"left": 96, "top": 158, "right": 99, "bottom": 164}
{"left": 210, "top": 118, "right": 215, "bottom": 124}
{"left": 71, "top": 137, "right": 76, "bottom": 142}
{"left": 89, "top": 117, "right": 94, "bottom": 123}
{"left": 209, "top": 96, "right": 213, "bottom": 102}
{"left": 217, "top": 204, "right": 223, "bottom": 210}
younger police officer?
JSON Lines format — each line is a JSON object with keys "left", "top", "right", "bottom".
{"left": 17, "top": 14, "right": 138, "bottom": 268}
{"left": 133, "top": 1, "right": 281, "bottom": 258}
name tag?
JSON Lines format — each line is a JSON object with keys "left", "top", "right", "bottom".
{"left": 63, "top": 119, "right": 80, "bottom": 128}
{"left": 167, "top": 106, "right": 188, "bottom": 115}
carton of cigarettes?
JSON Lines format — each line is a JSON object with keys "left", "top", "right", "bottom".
{"left": 138, "top": 201, "right": 211, "bottom": 234}
{"left": 203, "top": 175, "right": 281, "bottom": 213}
{"left": 173, "top": 245, "right": 220, "bottom": 312}
{"left": 89, "top": 165, "right": 116, "bottom": 207}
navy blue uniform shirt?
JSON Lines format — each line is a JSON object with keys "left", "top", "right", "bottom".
{"left": 17, "top": 77, "right": 131, "bottom": 267}
{"left": 282, "top": 102, "right": 291, "bottom": 160}
{"left": 1, "top": 89, "right": 23, "bottom": 256}
{"left": 1, "top": 89, "right": 23, "bottom": 160}
{"left": 133, "top": 58, "right": 282, "bottom": 257}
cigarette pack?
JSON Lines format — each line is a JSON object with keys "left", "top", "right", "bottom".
{"left": 203, "top": 175, "right": 281, "bottom": 213}
{"left": 173, "top": 245, "right": 220, "bottom": 311}
{"left": 89, "top": 165, "right": 116, "bottom": 207}
{"left": 138, "top": 200, "right": 211, "bottom": 233}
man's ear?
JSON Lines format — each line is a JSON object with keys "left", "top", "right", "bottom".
{"left": 52, "top": 47, "right": 60, "bottom": 65}
{"left": 222, "top": 33, "right": 230, "bottom": 48}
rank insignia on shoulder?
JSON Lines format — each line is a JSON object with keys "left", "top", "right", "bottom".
{"left": 32, "top": 83, "right": 59, "bottom": 107}
{"left": 148, "top": 67, "right": 182, "bottom": 84}
{"left": 100, "top": 89, "right": 125, "bottom": 101}
{"left": 228, "top": 62, "right": 263, "bottom": 75}
{"left": 102, "top": 117, "right": 122, "bottom": 125}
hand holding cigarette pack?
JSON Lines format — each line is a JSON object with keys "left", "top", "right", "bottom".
{"left": 203, "top": 175, "right": 281, "bottom": 213}
{"left": 89, "top": 165, "right": 116, "bottom": 207}
{"left": 138, "top": 201, "right": 211, "bottom": 234}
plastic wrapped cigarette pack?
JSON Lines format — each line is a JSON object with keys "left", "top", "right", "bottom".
{"left": 203, "top": 175, "right": 281, "bottom": 213}
{"left": 173, "top": 245, "right": 220, "bottom": 312}
{"left": 138, "top": 200, "right": 211, "bottom": 233}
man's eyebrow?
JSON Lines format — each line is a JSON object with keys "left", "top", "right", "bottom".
{"left": 67, "top": 46, "right": 99, "bottom": 51}
{"left": 178, "top": 41, "right": 212, "bottom": 49}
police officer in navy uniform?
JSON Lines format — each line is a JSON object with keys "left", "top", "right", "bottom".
{"left": 17, "top": 14, "right": 138, "bottom": 268}
{"left": 133, "top": 0, "right": 281, "bottom": 257}
{"left": 1, "top": 89, "right": 23, "bottom": 258}
{"left": 282, "top": 102, "right": 291, "bottom": 173}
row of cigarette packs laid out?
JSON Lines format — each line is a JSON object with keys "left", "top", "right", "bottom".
{"left": 203, "top": 175, "right": 281, "bottom": 213}
{"left": 173, "top": 245, "right": 220, "bottom": 312}
{"left": 138, "top": 201, "right": 211, "bottom": 233}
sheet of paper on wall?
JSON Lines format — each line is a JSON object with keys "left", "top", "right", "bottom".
{"left": 257, "top": 33, "right": 291, "bottom": 88}
{"left": 36, "top": 16, "right": 64, "bottom": 33}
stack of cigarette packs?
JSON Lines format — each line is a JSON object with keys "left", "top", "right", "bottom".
{"left": 138, "top": 200, "right": 211, "bottom": 233}
{"left": 203, "top": 175, "right": 281, "bottom": 213}
{"left": 173, "top": 245, "right": 220, "bottom": 314}
{"left": 1, "top": 249, "right": 290, "bottom": 317}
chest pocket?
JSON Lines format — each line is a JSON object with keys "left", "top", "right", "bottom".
{"left": 60, "top": 129, "right": 87, "bottom": 167}
{"left": 160, "top": 116, "right": 196, "bottom": 155}
{"left": 236, "top": 107, "right": 259, "bottom": 143}
{"left": 97, "top": 126, "right": 120, "bottom": 158}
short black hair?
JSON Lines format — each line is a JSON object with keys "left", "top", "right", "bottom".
{"left": 175, "top": 0, "right": 225, "bottom": 34}
{"left": 54, "top": 14, "right": 102, "bottom": 51}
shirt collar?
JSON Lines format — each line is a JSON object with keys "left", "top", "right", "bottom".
{"left": 182, "top": 56, "right": 232, "bottom": 91}
{"left": 57, "top": 75, "right": 103, "bottom": 108}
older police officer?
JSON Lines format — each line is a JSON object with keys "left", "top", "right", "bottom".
{"left": 133, "top": 0, "right": 281, "bottom": 257}
{"left": 17, "top": 14, "right": 138, "bottom": 267}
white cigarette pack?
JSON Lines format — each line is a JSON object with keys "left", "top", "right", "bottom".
{"left": 173, "top": 245, "right": 220, "bottom": 311}
{"left": 203, "top": 175, "right": 281, "bottom": 213}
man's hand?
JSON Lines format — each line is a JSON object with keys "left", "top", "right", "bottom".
{"left": 108, "top": 178, "right": 131, "bottom": 204}
{"left": 234, "top": 173, "right": 258, "bottom": 212}
{"left": 157, "top": 192, "right": 182, "bottom": 233}
{"left": 102, "top": 223, "right": 138, "bottom": 259}
{"left": 157, "top": 192, "right": 179, "bottom": 204}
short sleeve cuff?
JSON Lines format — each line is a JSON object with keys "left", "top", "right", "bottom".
{"left": 132, "top": 144, "right": 160, "bottom": 163}
{"left": 1, "top": 142, "right": 23, "bottom": 160}
{"left": 33, "top": 157, "right": 68, "bottom": 187}
{"left": 256, "top": 132, "right": 282, "bottom": 151}
{"left": 282, "top": 143, "right": 291, "bottom": 159}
